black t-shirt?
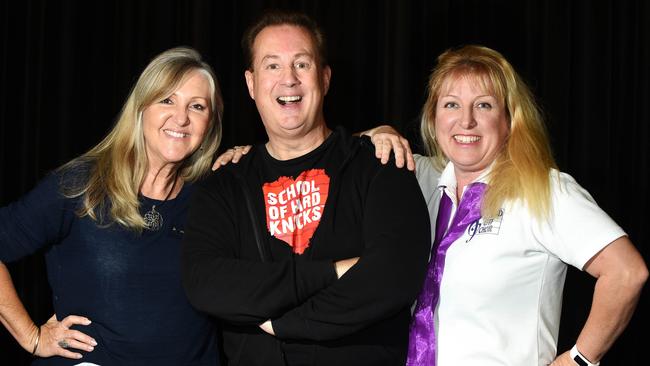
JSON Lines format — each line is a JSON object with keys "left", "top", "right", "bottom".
{"left": 182, "top": 127, "right": 431, "bottom": 366}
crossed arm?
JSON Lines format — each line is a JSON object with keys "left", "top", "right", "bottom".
{"left": 185, "top": 144, "right": 430, "bottom": 341}
{"left": 209, "top": 125, "right": 415, "bottom": 336}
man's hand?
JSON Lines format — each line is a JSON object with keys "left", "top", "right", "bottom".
{"left": 334, "top": 257, "right": 360, "bottom": 279}
{"left": 259, "top": 319, "right": 275, "bottom": 336}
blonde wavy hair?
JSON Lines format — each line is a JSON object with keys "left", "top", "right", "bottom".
{"left": 420, "top": 45, "right": 557, "bottom": 220}
{"left": 60, "top": 47, "right": 223, "bottom": 230}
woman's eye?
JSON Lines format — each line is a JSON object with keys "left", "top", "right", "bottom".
{"left": 477, "top": 102, "right": 492, "bottom": 109}
{"left": 295, "top": 62, "right": 309, "bottom": 69}
{"left": 192, "top": 104, "right": 206, "bottom": 111}
{"left": 443, "top": 102, "right": 459, "bottom": 109}
{"left": 160, "top": 98, "right": 173, "bottom": 105}
{"left": 266, "top": 64, "right": 280, "bottom": 70}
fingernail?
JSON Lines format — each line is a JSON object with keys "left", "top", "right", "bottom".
{"left": 91, "top": 339, "right": 98, "bottom": 346}
{"left": 88, "top": 346, "right": 94, "bottom": 351}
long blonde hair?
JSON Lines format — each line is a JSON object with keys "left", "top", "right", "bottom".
{"left": 60, "top": 47, "right": 223, "bottom": 230}
{"left": 420, "top": 45, "right": 557, "bottom": 219}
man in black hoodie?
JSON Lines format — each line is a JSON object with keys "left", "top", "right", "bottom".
{"left": 182, "top": 10, "right": 430, "bottom": 366}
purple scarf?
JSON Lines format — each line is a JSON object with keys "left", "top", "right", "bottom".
{"left": 407, "top": 182, "right": 486, "bottom": 365}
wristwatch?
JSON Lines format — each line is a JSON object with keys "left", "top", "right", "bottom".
{"left": 570, "top": 344, "right": 600, "bottom": 366}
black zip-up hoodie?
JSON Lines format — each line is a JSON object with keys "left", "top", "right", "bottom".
{"left": 182, "top": 127, "right": 431, "bottom": 366}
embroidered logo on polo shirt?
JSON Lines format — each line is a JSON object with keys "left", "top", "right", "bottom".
{"left": 466, "top": 208, "right": 504, "bottom": 242}
{"left": 263, "top": 169, "right": 330, "bottom": 254}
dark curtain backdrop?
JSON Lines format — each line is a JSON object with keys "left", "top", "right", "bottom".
{"left": 1, "top": 0, "right": 648, "bottom": 364}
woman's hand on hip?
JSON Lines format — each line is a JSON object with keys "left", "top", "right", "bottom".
{"left": 35, "top": 314, "right": 96, "bottom": 359}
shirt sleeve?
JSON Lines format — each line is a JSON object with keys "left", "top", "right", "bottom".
{"left": 534, "top": 171, "right": 626, "bottom": 270}
{"left": 181, "top": 172, "right": 338, "bottom": 325}
{"left": 0, "top": 173, "right": 70, "bottom": 262}
{"left": 271, "top": 163, "right": 431, "bottom": 341}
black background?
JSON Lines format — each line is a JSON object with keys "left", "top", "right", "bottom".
{"left": 1, "top": 0, "right": 648, "bottom": 364}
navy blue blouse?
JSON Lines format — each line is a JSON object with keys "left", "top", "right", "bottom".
{"left": 0, "top": 170, "right": 218, "bottom": 365}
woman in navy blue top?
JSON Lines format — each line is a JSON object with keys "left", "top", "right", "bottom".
{"left": 0, "top": 47, "right": 222, "bottom": 365}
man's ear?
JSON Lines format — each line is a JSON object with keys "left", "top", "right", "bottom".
{"left": 244, "top": 70, "right": 255, "bottom": 100}
{"left": 322, "top": 65, "right": 332, "bottom": 96}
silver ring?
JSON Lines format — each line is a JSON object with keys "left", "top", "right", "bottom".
{"left": 58, "top": 339, "right": 70, "bottom": 349}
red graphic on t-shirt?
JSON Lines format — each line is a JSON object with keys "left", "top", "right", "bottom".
{"left": 263, "top": 169, "right": 330, "bottom": 254}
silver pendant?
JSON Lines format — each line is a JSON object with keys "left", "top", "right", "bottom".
{"left": 144, "top": 205, "right": 163, "bottom": 231}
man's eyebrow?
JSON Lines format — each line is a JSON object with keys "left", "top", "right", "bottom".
{"left": 259, "top": 52, "right": 314, "bottom": 63}
{"left": 293, "top": 52, "right": 314, "bottom": 59}
{"left": 260, "top": 54, "right": 280, "bottom": 63}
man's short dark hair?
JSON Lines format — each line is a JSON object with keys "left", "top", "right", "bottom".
{"left": 242, "top": 10, "right": 328, "bottom": 71}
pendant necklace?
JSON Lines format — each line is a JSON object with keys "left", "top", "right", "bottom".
{"left": 143, "top": 174, "right": 178, "bottom": 231}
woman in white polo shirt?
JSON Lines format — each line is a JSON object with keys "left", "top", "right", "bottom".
{"left": 396, "top": 45, "right": 648, "bottom": 366}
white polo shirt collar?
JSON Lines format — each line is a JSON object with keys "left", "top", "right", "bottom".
{"left": 437, "top": 161, "right": 492, "bottom": 206}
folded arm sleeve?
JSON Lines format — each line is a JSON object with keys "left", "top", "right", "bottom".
{"left": 272, "top": 165, "right": 431, "bottom": 341}
{"left": 181, "top": 174, "right": 337, "bottom": 325}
